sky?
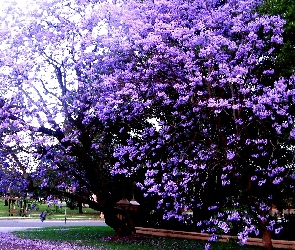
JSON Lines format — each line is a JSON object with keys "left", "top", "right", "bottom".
{"left": 0, "top": 0, "right": 36, "bottom": 15}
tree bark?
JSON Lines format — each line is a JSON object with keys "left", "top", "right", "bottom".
{"left": 78, "top": 202, "right": 83, "bottom": 214}
{"left": 261, "top": 224, "right": 273, "bottom": 250}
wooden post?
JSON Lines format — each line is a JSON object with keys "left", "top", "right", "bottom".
{"left": 8, "top": 198, "right": 11, "bottom": 216}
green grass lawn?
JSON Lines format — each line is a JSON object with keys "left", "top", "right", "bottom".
{"left": 13, "top": 226, "right": 264, "bottom": 250}
{"left": 0, "top": 197, "right": 101, "bottom": 219}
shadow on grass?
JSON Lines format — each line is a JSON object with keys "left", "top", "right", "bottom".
{"left": 12, "top": 226, "right": 268, "bottom": 250}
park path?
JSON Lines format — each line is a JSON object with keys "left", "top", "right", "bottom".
{"left": 0, "top": 218, "right": 106, "bottom": 232}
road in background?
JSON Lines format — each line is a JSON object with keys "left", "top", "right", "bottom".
{"left": 0, "top": 219, "right": 106, "bottom": 232}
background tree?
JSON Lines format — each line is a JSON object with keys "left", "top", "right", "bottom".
{"left": 259, "top": 0, "right": 295, "bottom": 77}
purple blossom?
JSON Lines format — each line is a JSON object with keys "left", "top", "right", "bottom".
{"left": 40, "top": 211, "right": 47, "bottom": 222}
{"left": 208, "top": 206, "right": 218, "bottom": 210}
{"left": 205, "top": 243, "right": 211, "bottom": 250}
{"left": 273, "top": 177, "right": 283, "bottom": 185}
{"left": 275, "top": 227, "right": 283, "bottom": 234}
{"left": 251, "top": 176, "right": 257, "bottom": 181}
{"left": 226, "top": 150, "right": 235, "bottom": 160}
{"left": 227, "top": 211, "right": 241, "bottom": 221}
{"left": 209, "top": 234, "right": 218, "bottom": 242}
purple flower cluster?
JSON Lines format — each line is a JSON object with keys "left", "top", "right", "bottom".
{"left": 0, "top": 232, "right": 100, "bottom": 250}
{"left": 40, "top": 211, "right": 47, "bottom": 222}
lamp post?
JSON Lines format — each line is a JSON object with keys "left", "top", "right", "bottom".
{"left": 116, "top": 197, "right": 130, "bottom": 220}
{"left": 115, "top": 196, "right": 140, "bottom": 234}
{"left": 116, "top": 197, "right": 130, "bottom": 209}
{"left": 4, "top": 187, "right": 10, "bottom": 206}
{"left": 65, "top": 204, "right": 67, "bottom": 224}
{"left": 130, "top": 197, "right": 140, "bottom": 212}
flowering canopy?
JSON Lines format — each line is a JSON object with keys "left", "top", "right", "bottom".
{"left": 0, "top": 0, "right": 146, "bottom": 235}
{"left": 106, "top": 0, "right": 295, "bottom": 243}
{"left": 0, "top": 0, "right": 295, "bottom": 245}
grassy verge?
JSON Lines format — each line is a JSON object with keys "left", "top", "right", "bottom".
{"left": 13, "top": 226, "right": 264, "bottom": 250}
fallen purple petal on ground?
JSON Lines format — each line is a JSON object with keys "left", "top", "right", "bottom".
{"left": 0, "top": 232, "right": 105, "bottom": 250}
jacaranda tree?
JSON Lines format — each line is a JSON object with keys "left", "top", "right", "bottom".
{"left": 0, "top": 0, "right": 145, "bottom": 235}
{"left": 0, "top": 0, "right": 295, "bottom": 249}
{"left": 103, "top": 0, "right": 295, "bottom": 249}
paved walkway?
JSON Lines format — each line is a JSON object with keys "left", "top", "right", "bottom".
{"left": 0, "top": 218, "right": 106, "bottom": 233}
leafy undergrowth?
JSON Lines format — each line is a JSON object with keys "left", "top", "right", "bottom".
{"left": 13, "top": 226, "right": 264, "bottom": 250}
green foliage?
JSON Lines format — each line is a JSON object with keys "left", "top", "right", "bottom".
{"left": 259, "top": 0, "right": 295, "bottom": 76}
{"left": 44, "top": 204, "right": 63, "bottom": 215}
{"left": 0, "top": 198, "right": 100, "bottom": 219}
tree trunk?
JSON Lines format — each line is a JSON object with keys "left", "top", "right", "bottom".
{"left": 262, "top": 225, "right": 273, "bottom": 250}
{"left": 78, "top": 202, "right": 83, "bottom": 214}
